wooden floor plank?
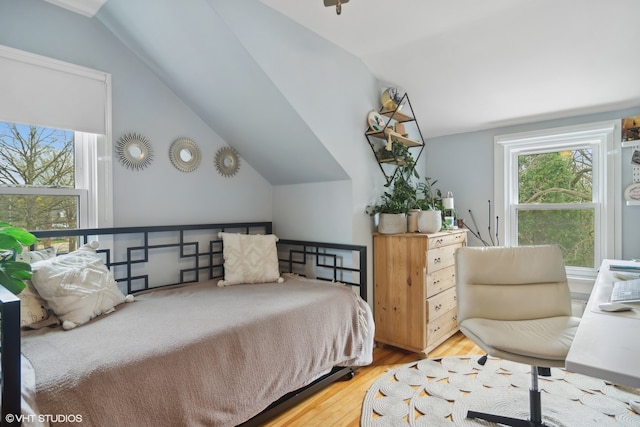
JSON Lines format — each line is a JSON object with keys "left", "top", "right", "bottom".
{"left": 263, "top": 331, "right": 483, "bottom": 426}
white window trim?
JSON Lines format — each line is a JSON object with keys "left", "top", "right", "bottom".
{"left": 0, "top": 130, "right": 113, "bottom": 230}
{"left": 0, "top": 46, "right": 113, "bottom": 230}
{"left": 494, "top": 120, "right": 621, "bottom": 286}
{"left": 75, "top": 131, "right": 113, "bottom": 229}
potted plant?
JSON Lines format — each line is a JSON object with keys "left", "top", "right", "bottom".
{"left": 0, "top": 222, "right": 37, "bottom": 295}
{"left": 416, "top": 177, "right": 443, "bottom": 233}
{"left": 367, "top": 144, "right": 421, "bottom": 234}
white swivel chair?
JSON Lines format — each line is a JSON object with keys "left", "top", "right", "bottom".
{"left": 455, "top": 245, "right": 581, "bottom": 427}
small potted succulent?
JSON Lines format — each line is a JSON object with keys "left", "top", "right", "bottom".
{"left": 0, "top": 222, "right": 37, "bottom": 295}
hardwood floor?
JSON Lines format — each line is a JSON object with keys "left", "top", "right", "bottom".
{"left": 264, "top": 332, "right": 483, "bottom": 427}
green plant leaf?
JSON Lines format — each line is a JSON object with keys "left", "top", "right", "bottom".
{"left": 0, "top": 234, "right": 23, "bottom": 253}
{"left": 0, "top": 223, "right": 37, "bottom": 295}
{"left": 0, "top": 270, "right": 27, "bottom": 295}
{"left": 4, "top": 260, "right": 32, "bottom": 271}
{"left": 3, "top": 261, "right": 32, "bottom": 279}
{"left": 1, "top": 225, "right": 37, "bottom": 246}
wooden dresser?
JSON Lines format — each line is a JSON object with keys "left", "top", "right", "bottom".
{"left": 373, "top": 229, "right": 467, "bottom": 354}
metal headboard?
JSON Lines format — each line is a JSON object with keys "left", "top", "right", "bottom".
{"left": 1, "top": 221, "right": 367, "bottom": 426}
{"left": 30, "top": 222, "right": 273, "bottom": 294}
{"left": 27, "top": 222, "right": 367, "bottom": 299}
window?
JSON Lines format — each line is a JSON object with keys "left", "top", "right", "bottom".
{"left": 0, "top": 45, "right": 112, "bottom": 233}
{"left": 495, "top": 121, "right": 620, "bottom": 280}
{"left": 1, "top": 122, "right": 83, "bottom": 230}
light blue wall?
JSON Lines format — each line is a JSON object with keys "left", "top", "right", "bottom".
{"left": 0, "top": 0, "right": 273, "bottom": 226}
{"left": 4, "top": 0, "right": 635, "bottom": 266}
{"left": 210, "top": 1, "right": 383, "bottom": 245}
{"left": 425, "top": 107, "right": 640, "bottom": 259}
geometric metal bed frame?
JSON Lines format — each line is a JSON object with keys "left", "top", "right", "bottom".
{"left": 0, "top": 221, "right": 367, "bottom": 427}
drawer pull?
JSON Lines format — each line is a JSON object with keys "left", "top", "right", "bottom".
{"left": 435, "top": 304, "right": 442, "bottom": 311}
{"left": 434, "top": 257, "right": 441, "bottom": 264}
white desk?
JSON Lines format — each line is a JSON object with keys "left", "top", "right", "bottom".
{"left": 566, "top": 259, "right": 640, "bottom": 388}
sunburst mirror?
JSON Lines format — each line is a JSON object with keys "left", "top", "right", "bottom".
{"left": 169, "top": 138, "right": 201, "bottom": 173}
{"left": 215, "top": 147, "right": 240, "bottom": 178}
{"left": 115, "top": 133, "right": 153, "bottom": 171}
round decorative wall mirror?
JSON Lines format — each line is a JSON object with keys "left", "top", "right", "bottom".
{"left": 115, "top": 133, "right": 153, "bottom": 171}
{"left": 169, "top": 138, "right": 201, "bottom": 172}
{"left": 215, "top": 146, "right": 240, "bottom": 177}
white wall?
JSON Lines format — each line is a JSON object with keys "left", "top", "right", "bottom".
{"left": 0, "top": 0, "right": 273, "bottom": 226}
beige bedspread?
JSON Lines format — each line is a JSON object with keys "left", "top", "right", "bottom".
{"left": 21, "top": 276, "right": 373, "bottom": 427}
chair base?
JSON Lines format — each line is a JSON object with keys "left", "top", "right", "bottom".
{"left": 467, "top": 410, "right": 548, "bottom": 427}
{"left": 466, "top": 362, "right": 550, "bottom": 427}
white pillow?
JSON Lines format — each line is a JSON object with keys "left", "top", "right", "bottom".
{"left": 15, "top": 247, "right": 57, "bottom": 264}
{"left": 30, "top": 242, "right": 133, "bottom": 330}
{"left": 18, "top": 282, "right": 50, "bottom": 328}
{"left": 16, "top": 248, "right": 57, "bottom": 328}
{"left": 217, "top": 232, "right": 283, "bottom": 287}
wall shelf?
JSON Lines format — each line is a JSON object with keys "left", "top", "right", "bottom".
{"left": 365, "top": 128, "right": 423, "bottom": 147}
{"left": 364, "top": 93, "right": 425, "bottom": 185}
{"left": 621, "top": 140, "right": 640, "bottom": 148}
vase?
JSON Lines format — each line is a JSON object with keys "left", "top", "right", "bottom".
{"left": 378, "top": 213, "right": 407, "bottom": 234}
{"left": 418, "top": 210, "right": 442, "bottom": 234}
{"left": 407, "top": 209, "right": 420, "bottom": 233}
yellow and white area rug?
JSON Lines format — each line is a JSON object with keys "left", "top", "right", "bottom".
{"left": 360, "top": 355, "right": 640, "bottom": 427}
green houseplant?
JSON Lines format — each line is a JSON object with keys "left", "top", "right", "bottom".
{"left": 366, "top": 172, "right": 417, "bottom": 216}
{"left": 0, "top": 222, "right": 37, "bottom": 295}
{"left": 416, "top": 177, "right": 443, "bottom": 233}
{"left": 417, "top": 176, "right": 443, "bottom": 211}
{"left": 367, "top": 143, "right": 421, "bottom": 234}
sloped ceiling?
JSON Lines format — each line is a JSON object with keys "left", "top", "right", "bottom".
{"left": 44, "top": 0, "right": 640, "bottom": 183}
{"left": 260, "top": 0, "right": 640, "bottom": 138}
{"left": 96, "top": 0, "right": 349, "bottom": 185}
{"left": 43, "top": 0, "right": 107, "bottom": 17}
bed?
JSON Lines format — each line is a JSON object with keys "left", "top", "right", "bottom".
{"left": 0, "top": 222, "right": 372, "bottom": 427}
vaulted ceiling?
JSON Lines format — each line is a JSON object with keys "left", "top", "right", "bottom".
{"left": 260, "top": 0, "right": 640, "bottom": 137}
{"left": 42, "top": 0, "right": 640, "bottom": 183}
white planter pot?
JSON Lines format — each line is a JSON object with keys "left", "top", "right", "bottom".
{"left": 407, "top": 209, "right": 420, "bottom": 233}
{"left": 418, "top": 210, "right": 442, "bottom": 234}
{"left": 378, "top": 213, "right": 407, "bottom": 234}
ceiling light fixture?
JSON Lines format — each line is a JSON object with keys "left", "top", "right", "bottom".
{"left": 324, "top": 0, "right": 349, "bottom": 15}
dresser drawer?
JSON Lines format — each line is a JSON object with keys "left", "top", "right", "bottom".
{"left": 426, "top": 286, "right": 456, "bottom": 321}
{"left": 427, "top": 307, "right": 458, "bottom": 346}
{"left": 428, "top": 231, "right": 466, "bottom": 250}
{"left": 426, "top": 265, "right": 456, "bottom": 298}
{"left": 426, "top": 244, "right": 459, "bottom": 273}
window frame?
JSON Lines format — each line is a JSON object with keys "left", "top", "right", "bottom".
{"left": 0, "top": 129, "right": 112, "bottom": 230}
{"left": 0, "top": 46, "right": 113, "bottom": 231}
{"left": 494, "top": 120, "right": 621, "bottom": 283}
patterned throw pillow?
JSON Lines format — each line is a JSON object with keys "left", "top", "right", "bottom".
{"left": 16, "top": 248, "right": 57, "bottom": 328}
{"left": 30, "top": 242, "right": 133, "bottom": 330}
{"left": 217, "top": 232, "right": 283, "bottom": 287}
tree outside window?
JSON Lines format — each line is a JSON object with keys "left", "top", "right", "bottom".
{"left": 516, "top": 148, "right": 595, "bottom": 268}
{"left": 0, "top": 122, "right": 79, "bottom": 236}
{"left": 495, "top": 121, "right": 616, "bottom": 280}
